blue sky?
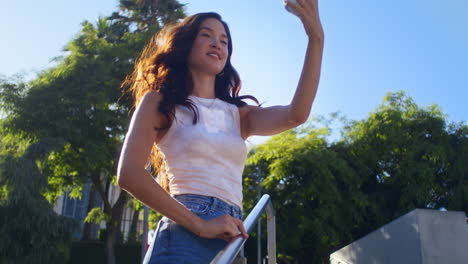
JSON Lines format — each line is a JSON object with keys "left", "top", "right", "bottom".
{"left": 2, "top": 0, "right": 467, "bottom": 145}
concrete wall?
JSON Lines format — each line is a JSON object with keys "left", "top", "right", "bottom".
{"left": 330, "top": 209, "right": 468, "bottom": 264}
{"left": 418, "top": 210, "right": 468, "bottom": 264}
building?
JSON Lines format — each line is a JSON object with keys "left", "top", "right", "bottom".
{"left": 53, "top": 179, "right": 143, "bottom": 242}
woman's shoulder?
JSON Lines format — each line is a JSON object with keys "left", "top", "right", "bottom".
{"left": 237, "top": 104, "right": 260, "bottom": 119}
{"left": 139, "top": 90, "right": 170, "bottom": 116}
{"left": 136, "top": 90, "right": 169, "bottom": 126}
{"left": 141, "top": 90, "right": 164, "bottom": 105}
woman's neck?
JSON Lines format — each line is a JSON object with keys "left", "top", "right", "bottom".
{"left": 189, "top": 70, "right": 216, "bottom": 99}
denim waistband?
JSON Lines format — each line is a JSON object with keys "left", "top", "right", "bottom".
{"left": 173, "top": 194, "right": 242, "bottom": 219}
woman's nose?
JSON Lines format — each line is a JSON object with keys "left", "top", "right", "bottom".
{"left": 210, "top": 39, "right": 221, "bottom": 49}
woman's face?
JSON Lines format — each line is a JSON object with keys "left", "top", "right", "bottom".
{"left": 187, "top": 18, "right": 229, "bottom": 76}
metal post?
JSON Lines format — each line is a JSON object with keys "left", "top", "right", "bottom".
{"left": 257, "top": 190, "right": 261, "bottom": 264}
{"left": 142, "top": 164, "right": 151, "bottom": 261}
{"left": 141, "top": 205, "right": 149, "bottom": 261}
{"left": 266, "top": 201, "right": 276, "bottom": 263}
{"left": 257, "top": 211, "right": 261, "bottom": 264}
{"left": 211, "top": 194, "right": 276, "bottom": 264}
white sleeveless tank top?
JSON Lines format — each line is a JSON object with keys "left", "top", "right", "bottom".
{"left": 157, "top": 95, "right": 248, "bottom": 208}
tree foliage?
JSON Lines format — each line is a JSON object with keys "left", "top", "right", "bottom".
{"left": 0, "top": 1, "right": 186, "bottom": 263}
{"left": 339, "top": 91, "right": 467, "bottom": 223}
{"left": 243, "top": 91, "right": 467, "bottom": 263}
{"left": 0, "top": 135, "right": 79, "bottom": 263}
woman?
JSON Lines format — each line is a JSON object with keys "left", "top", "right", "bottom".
{"left": 117, "top": 0, "right": 324, "bottom": 263}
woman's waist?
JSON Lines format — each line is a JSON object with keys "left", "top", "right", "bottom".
{"left": 172, "top": 193, "right": 242, "bottom": 219}
{"left": 169, "top": 179, "right": 242, "bottom": 208}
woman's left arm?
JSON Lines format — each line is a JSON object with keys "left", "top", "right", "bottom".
{"left": 241, "top": 0, "right": 324, "bottom": 138}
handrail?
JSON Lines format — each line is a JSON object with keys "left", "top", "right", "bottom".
{"left": 211, "top": 194, "right": 276, "bottom": 264}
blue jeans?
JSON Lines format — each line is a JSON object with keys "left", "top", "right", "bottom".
{"left": 143, "top": 194, "right": 243, "bottom": 264}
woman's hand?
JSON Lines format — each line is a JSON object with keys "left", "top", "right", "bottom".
{"left": 285, "top": 0, "right": 324, "bottom": 40}
{"left": 194, "top": 214, "right": 249, "bottom": 241}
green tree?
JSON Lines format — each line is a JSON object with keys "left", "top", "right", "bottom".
{"left": 339, "top": 91, "right": 468, "bottom": 229}
{"left": 244, "top": 126, "right": 366, "bottom": 263}
{"left": 242, "top": 91, "right": 467, "bottom": 263}
{"left": 444, "top": 122, "right": 468, "bottom": 212}
{"left": 0, "top": 133, "right": 79, "bottom": 263}
{"left": 0, "top": 1, "right": 185, "bottom": 263}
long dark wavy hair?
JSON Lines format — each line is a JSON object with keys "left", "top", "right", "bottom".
{"left": 122, "top": 12, "right": 259, "bottom": 192}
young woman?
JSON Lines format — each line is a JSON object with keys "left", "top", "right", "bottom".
{"left": 117, "top": 0, "right": 324, "bottom": 262}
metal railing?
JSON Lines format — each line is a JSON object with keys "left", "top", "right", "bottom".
{"left": 211, "top": 194, "right": 276, "bottom": 264}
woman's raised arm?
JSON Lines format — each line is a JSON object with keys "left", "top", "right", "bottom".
{"left": 239, "top": 0, "right": 324, "bottom": 138}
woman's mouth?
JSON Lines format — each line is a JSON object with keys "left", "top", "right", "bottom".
{"left": 207, "top": 52, "right": 221, "bottom": 60}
